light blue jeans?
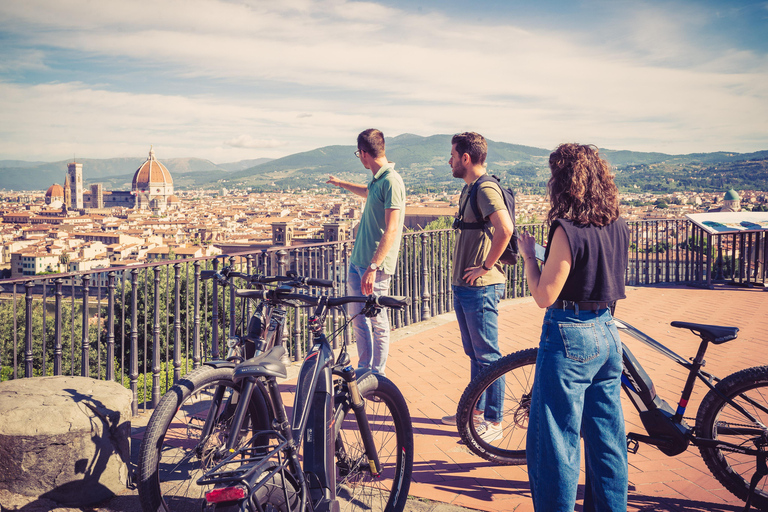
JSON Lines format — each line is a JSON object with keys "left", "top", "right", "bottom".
{"left": 347, "top": 263, "right": 392, "bottom": 376}
{"left": 527, "top": 307, "right": 628, "bottom": 512}
{"left": 453, "top": 284, "right": 505, "bottom": 423}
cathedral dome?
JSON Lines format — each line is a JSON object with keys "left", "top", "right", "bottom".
{"left": 45, "top": 183, "right": 64, "bottom": 199}
{"left": 724, "top": 189, "right": 740, "bottom": 201}
{"left": 132, "top": 147, "right": 173, "bottom": 192}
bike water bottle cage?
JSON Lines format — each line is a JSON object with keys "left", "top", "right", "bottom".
{"left": 670, "top": 321, "right": 739, "bottom": 344}
{"left": 233, "top": 345, "right": 288, "bottom": 380}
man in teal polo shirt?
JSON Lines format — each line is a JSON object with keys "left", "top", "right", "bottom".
{"left": 327, "top": 128, "right": 406, "bottom": 375}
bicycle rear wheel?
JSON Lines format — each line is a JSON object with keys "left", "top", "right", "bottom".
{"left": 457, "top": 348, "right": 538, "bottom": 465}
{"left": 696, "top": 365, "right": 768, "bottom": 510}
{"left": 333, "top": 373, "right": 414, "bottom": 512}
{"left": 137, "top": 365, "right": 271, "bottom": 512}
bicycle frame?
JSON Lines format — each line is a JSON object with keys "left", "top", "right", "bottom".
{"left": 197, "top": 295, "right": 388, "bottom": 512}
{"left": 615, "top": 318, "right": 768, "bottom": 457}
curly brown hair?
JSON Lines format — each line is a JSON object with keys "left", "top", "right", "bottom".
{"left": 546, "top": 143, "right": 620, "bottom": 227}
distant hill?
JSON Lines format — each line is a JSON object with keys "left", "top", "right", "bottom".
{"left": 0, "top": 157, "right": 230, "bottom": 191}
{"left": 208, "top": 134, "right": 554, "bottom": 192}
{"left": 1, "top": 138, "right": 767, "bottom": 194}
{"left": 216, "top": 158, "right": 273, "bottom": 171}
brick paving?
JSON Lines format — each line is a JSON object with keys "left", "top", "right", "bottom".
{"left": 383, "top": 283, "right": 768, "bottom": 512}
{"left": 123, "top": 283, "right": 768, "bottom": 512}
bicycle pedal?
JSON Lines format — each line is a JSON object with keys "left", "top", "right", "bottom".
{"left": 626, "top": 436, "right": 639, "bottom": 454}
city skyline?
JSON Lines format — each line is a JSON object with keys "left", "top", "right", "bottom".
{"left": 0, "top": 0, "right": 767, "bottom": 163}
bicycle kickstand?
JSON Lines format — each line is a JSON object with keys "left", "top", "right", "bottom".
{"left": 742, "top": 444, "right": 767, "bottom": 512}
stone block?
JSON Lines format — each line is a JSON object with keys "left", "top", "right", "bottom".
{"left": 0, "top": 376, "right": 132, "bottom": 507}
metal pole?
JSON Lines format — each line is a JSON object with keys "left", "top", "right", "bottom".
{"left": 420, "top": 233, "right": 431, "bottom": 321}
{"left": 151, "top": 267, "right": 161, "bottom": 408}
{"left": 211, "top": 258, "right": 220, "bottom": 361}
{"left": 173, "top": 263, "right": 182, "bottom": 382}
{"left": 81, "top": 274, "right": 90, "bottom": 377}
{"left": 193, "top": 260, "right": 202, "bottom": 369}
{"left": 54, "top": 279, "right": 63, "bottom": 376}
{"left": 130, "top": 269, "right": 139, "bottom": 415}
{"left": 24, "top": 282, "right": 34, "bottom": 378}
{"left": 106, "top": 272, "right": 115, "bottom": 381}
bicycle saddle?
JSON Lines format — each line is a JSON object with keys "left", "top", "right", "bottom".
{"left": 670, "top": 321, "right": 739, "bottom": 344}
{"left": 233, "top": 345, "right": 288, "bottom": 380}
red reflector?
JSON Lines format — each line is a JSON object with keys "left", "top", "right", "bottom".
{"left": 205, "top": 486, "right": 247, "bottom": 503}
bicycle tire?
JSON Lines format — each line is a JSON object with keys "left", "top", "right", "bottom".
{"left": 696, "top": 365, "right": 768, "bottom": 510}
{"left": 137, "top": 365, "right": 271, "bottom": 512}
{"left": 457, "top": 348, "right": 538, "bottom": 465}
{"left": 333, "top": 373, "right": 414, "bottom": 512}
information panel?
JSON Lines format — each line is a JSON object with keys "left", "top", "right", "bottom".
{"left": 685, "top": 212, "right": 768, "bottom": 235}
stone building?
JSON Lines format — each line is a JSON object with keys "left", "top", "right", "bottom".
{"left": 132, "top": 147, "right": 177, "bottom": 212}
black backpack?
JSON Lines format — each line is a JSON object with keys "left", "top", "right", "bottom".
{"left": 454, "top": 174, "right": 519, "bottom": 265}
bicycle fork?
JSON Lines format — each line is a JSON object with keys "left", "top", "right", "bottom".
{"left": 336, "top": 365, "right": 382, "bottom": 478}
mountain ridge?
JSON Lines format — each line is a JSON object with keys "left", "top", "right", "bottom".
{"left": 1, "top": 138, "right": 766, "bottom": 193}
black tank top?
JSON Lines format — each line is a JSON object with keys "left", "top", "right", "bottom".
{"left": 544, "top": 218, "right": 630, "bottom": 303}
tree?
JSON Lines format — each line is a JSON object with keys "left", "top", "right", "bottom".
{"left": 424, "top": 217, "right": 454, "bottom": 230}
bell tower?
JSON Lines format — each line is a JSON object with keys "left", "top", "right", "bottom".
{"left": 67, "top": 161, "right": 84, "bottom": 209}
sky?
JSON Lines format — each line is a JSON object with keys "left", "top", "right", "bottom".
{"left": 0, "top": 0, "right": 767, "bottom": 164}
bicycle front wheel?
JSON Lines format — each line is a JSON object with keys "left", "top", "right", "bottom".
{"left": 457, "top": 348, "right": 538, "bottom": 465}
{"left": 696, "top": 365, "right": 768, "bottom": 510}
{"left": 137, "top": 365, "right": 271, "bottom": 512}
{"left": 333, "top": 373, "right": 414, "bottom": 512}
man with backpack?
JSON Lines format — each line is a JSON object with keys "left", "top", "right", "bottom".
{"left": 441, "top": 132, "right": 515, "bottom": 442}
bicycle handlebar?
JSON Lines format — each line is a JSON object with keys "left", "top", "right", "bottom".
{"left": 234, "top": 289, "right": 411, "bottom": 310}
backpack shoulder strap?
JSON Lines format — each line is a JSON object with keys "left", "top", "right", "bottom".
{"left": 457, "top": 178, "right": 485, "bottom": 230}
{"left": 469, "top": 174, "right": 499, "bottom": 226}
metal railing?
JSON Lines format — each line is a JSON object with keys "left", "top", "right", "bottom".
{"left": 1, "top": 220, "right": 764, "bottom": 415}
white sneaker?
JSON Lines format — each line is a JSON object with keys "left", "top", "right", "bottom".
{"left": 441, "top": 412, "right": 484, "bottom": 427}
{"left": 478, "top": 422, "right": 503, "bottom": 443}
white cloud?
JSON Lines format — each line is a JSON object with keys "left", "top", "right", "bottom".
{"left": 225, "top": 135, "right": 289, "bottom": 149}
{"left": 0, "top": 0, "right": 765, "bottom": 162}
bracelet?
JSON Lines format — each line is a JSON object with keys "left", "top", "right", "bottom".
{"left": 481, "top": 262, "right": 492, "bottom": 271}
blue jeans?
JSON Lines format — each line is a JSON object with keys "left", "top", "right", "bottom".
{"left": 347, "top": 263, "right": 392, "bottom": 376}
{"left": 527, "top": 307, "right": 628, "bottom": 512}
{"left": 453, "top": 284, "right": 504, "bottom": 423}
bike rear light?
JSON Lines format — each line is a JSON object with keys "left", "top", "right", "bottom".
{"left": 205, "top": 486, "right": 247, "bottom": 503}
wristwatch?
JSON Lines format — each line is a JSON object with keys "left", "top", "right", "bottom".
{"left": 369, "top": 262, "right": 379, "bottom": 272}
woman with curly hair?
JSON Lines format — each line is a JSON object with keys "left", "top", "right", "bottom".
{"left": 518, "top": 143, "right": 630, "bottom": 511}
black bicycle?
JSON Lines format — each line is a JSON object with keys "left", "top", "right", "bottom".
{"left": 456, "top": 318, "right": 768, "bottom": 511}
{"left": 136, "top": 268, "right": 333, "bottom": 510}
{"left": 138, "top": 284, "right": 414, "bottom": 512}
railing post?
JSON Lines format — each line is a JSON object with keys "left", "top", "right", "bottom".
{"left": 42, "top": 282, "right": 47, "bottom": 377}
{"left": 211, "top": 258, "right": 220, "bottom": 361}
{"left": 151, "top": 267, "right": 161, "bottom": 408}
{"left": 81, "top": 274, "right": 90, "bottom": 377}
{"left": 24, "top": 282, "right": 34, "bottom": 378}
{"left": 420, "top": 233, "right": 431, "bottom": 321}
{"left": 277, "top": 250, "right": 290, "bottom": 353}
{"left": 173, "top": 263, "right": 182, "bottom": 383}
{"left": 245, "top": 254, "right": 253, "bottom": 320}
{"left": 277, "top": 249, "right": 287, "bottom": 275}
{"left": 331, "top": 245, "right": 340, "bottom": 349}
{"left": 130, "top": 269, "right": 139, "bottom": 415}
{"left": 12, "top": 284, "right": 18, "bottom": 379}
{"left": 54, "top": 279, "right": 63, "bottom": 376}
{"left": 229, "top": 255, "right": 236, "bottom": 337}
{"left": 106, "top": 272, "right": 116, "bottom": 381}
{"left": 193, "top": 261, "right": 202, "bottom": 368}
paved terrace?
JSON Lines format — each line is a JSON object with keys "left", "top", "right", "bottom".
{"left": 114, "top": 283, "right": 767, "bottom": 512}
